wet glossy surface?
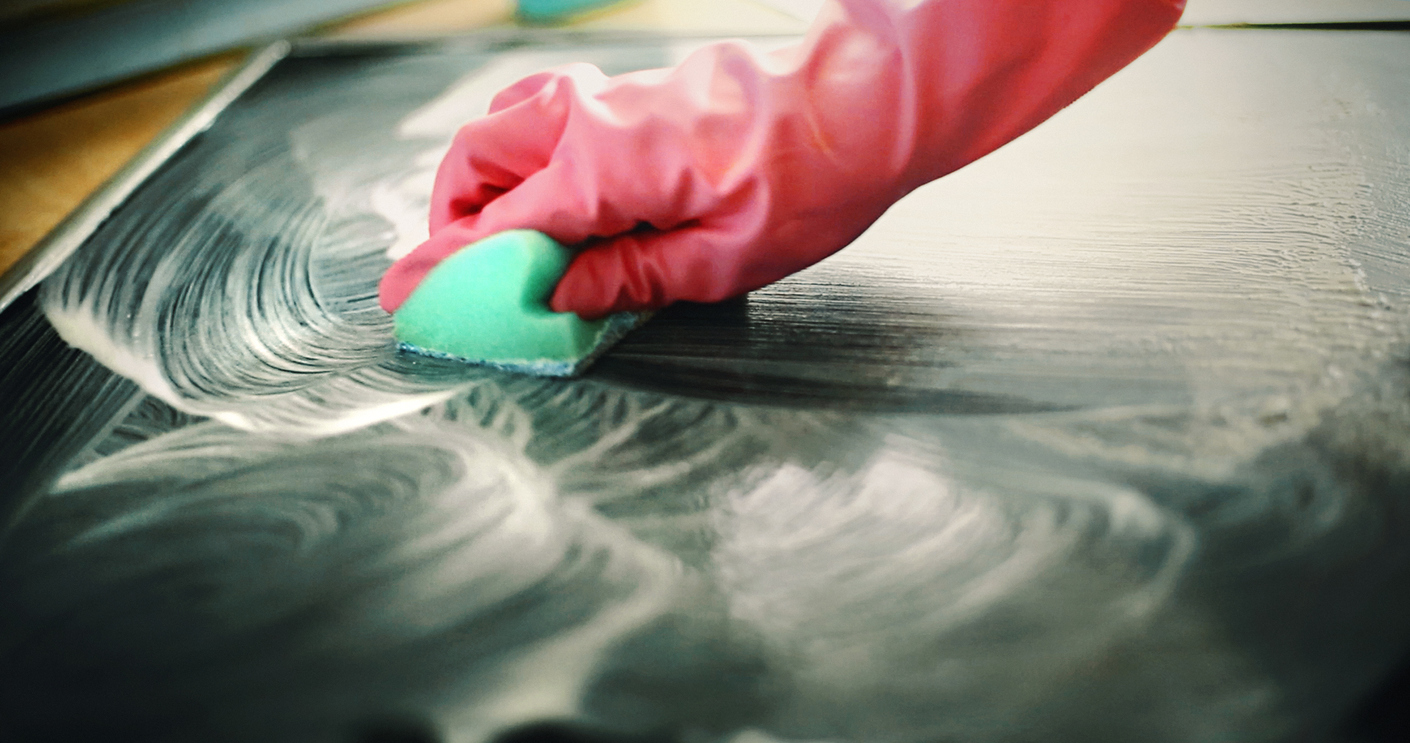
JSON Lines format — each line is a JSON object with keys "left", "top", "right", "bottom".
{"left": 2, "top": 29, "right": 1410, "bottom": 743}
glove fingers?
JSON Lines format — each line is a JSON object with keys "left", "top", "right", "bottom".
{"left": 429, "top": 64, "right": 610, "bottom": 233}
{"left": 486, "top": 70, "right": 558, "bottom": 114}
{"left": 378, "top": 217, "right": 488, "bottom": 313}
{"left": 487, "top": 62, "right": 609, "bottom": 113}
{"left": 388, "top": 145, "right": 690, "bottom": 315}
{"left": 549, "top": 225, "right": 755, "bottom": 319}
{"left": 468, "top": 159, "right": 648, "bottom": 245}
{"left": 382, "top": 151, "right": 620, "bottom": 315}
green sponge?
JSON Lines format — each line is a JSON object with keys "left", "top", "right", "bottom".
{"left": 393, "top": 230, "right": 641, "bottom": 377}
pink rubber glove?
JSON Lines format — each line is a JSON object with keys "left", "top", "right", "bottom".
{"left": 381, "top": 0, "right": 1186, "bottom": 320}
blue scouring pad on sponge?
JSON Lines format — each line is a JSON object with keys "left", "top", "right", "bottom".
{"left": 517, "top": 0, "right": 629, "bottom": 23}
{"left": 393, "top": 230, "right": 645, "bottom": 378}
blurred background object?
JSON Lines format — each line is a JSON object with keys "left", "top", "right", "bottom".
{"left": 0, "top": 0, "right": 819, "bottom": 117}
{"left": 0, "top": 0, "right": 443, "bottom": 117}
{"left": 517, "top": 0, "right": 630, "bottom": 23}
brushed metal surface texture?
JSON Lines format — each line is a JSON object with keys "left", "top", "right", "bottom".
{"left": 2, "top": 29, "right": 1409, "bottom": 743}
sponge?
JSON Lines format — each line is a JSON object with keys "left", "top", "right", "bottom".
{"left": 393, "top": 230, "right": 642, "bottom": 377}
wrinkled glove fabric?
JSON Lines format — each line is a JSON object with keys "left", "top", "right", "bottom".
{"left": 381, "top": 0, "right": 1188, "bottom": 320}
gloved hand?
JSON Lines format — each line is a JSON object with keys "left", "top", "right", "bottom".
{"left": 380, "top": 0, "right": 1186, "bottom": 320}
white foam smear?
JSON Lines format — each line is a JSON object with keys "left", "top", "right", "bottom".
{"left": 408, "top": 380, "right": 1223, "bottom": 740}
{"left": 714, "top": 443, "right": 1192, "bottom": 740}
{"left": 28, "top": 419, "right": 686, "bottom": 739}
{"left": 22, "top": 378, "right": 1201, "bottom": 741}
{"left": 40, "top": 45, "right": 688, "bottom": 435}
{"left": 20, "top": 340, "right": 1399, "bottom": 740}
{"left": 20, "top": 30, "right": 1410, "bottom": 742}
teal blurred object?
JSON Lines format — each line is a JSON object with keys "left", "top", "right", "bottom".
{"left": 517, "top": 0, "right": 627, "bottom": 23}
{"left": 0, "top": 0, "right": 416, "bottom": 118}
